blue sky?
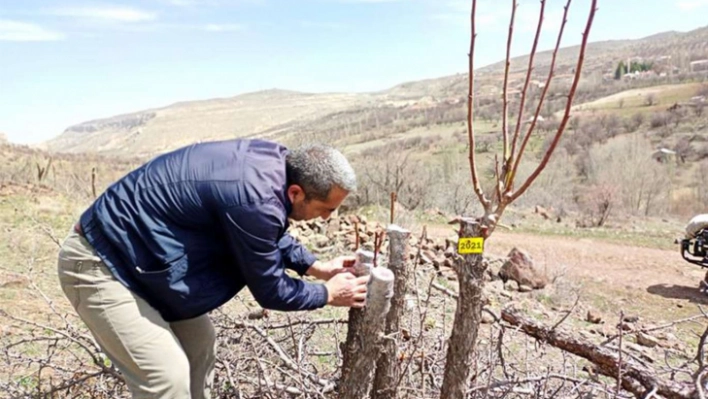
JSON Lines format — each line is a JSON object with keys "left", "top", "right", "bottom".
{"left": 1, "top": 0, "right": 708, "bottom": 144}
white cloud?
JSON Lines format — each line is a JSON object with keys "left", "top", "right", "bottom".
{"left": 0, "top": 19, "right": 65, "bottom": 41}
{"left": 51, "top": 6, "right": 157, "bottom": 23}
{"left": 203, "top": 23, "right": 246, "bottom": 32}
{"left": 299, "top": 20, "right": 347, "bottom": 30}
{"left": 677, "top": 0, "right": 708, "bottom": 10}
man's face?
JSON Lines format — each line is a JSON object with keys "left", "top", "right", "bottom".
{"left": 287, "top": 185, "right": 348, "bottom": 221}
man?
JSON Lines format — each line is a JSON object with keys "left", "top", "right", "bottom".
{"left": 57, "top": 139, "right": 368, "bottom": 399}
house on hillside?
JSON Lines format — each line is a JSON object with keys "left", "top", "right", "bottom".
{"left": 691, "top": 60, "right": 708, "bottom": 73}
{"left": 651, "top": 148, "right": 677, "bottom": 164}
{"left": 622, "top": 70, "right": 657, "bottom": 80}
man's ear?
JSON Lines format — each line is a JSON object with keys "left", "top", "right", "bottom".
{"left": 286, "top": 184, "right": 305, "bottom": 202}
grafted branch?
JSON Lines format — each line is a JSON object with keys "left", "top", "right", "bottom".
{"left": 501, "top": 0, "right": 518, "bottom": 171}
{"left": 510, "top": 0, "right": 598, "bottom": 202}
{"left": 466, "top": 0, "right": 490, "bottom": 211}
{"left": 507, "top": 0, "right": 546, "bottom": 190}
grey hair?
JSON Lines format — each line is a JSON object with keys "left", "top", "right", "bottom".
{"left": 286, "top": 144, "right": 357, "bottom": 200}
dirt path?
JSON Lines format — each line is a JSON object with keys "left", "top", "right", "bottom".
{"left": 429, "top": 227, "right": 708, "bottom": 309}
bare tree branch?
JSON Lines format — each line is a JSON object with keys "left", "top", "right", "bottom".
{"left": 466, "top": 0, "right": 490, "bottom": 211}
{"left": 508, "top": 0, "right": 546, "bottom": 189}
{"left": 501, "top": 0, "right": 518, "bottom": 169}
{"left": 511, "top": 0, "right": 597, "bottom": 202}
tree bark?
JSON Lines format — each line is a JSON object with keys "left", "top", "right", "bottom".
{"left": 341, "top": 250, "right": 374, "bottom": 377}
{"left": 501, "top": 309, "right": 697, "bottom": 399}
{"left": 440, "top": 218, "right": 487, "bottom": 399}
{"left": 372, "top": 224, "right": 411, "bottom": 399}
{"left": 339, "top": 266, "right": 395, "bottom": 399}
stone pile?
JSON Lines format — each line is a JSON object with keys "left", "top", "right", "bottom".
{"left": 289, "top": 214, "right": 548, "bottom": 291}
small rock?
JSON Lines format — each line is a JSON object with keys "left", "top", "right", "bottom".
{"left": 504, "top": 280, "right": 518, "bottom": 291}
{"left": 635, "top": 333, "right": 660, "bottom": 348}
{"left": 623, "top": 315, "right": 640, "bottom": 323}
{"left": 499, "top": 291, "right": 513, "bottom": 299}
{"left": 586, "top": 311, "right": 602, "bottom": 324}
{"left": 247, "top": 308, "right": 268, "bottom": 320}
{"left": 423, "top": 250, "right": 438, "bottom": 265}
{"left": 676, "top": 303, "right": 684, "bottom": 308}
{"left": 481, "top": 312, "right": 495, "bottom": 324}
{"left": 498, "top": 247, "right": 548, "bottom": 289}
{"left": 518, "top": 285, "right": 533, "bottom": 293}
{"left": 664, "top": 332, "right": 678, "bottom": 341}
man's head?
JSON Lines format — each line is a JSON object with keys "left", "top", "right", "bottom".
{"left": 285, "top": 144, "right": 356, "bottom": 221}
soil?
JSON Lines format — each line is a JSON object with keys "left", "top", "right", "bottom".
{"left": 428, "top": 226, "right": 708, "bottom": 319}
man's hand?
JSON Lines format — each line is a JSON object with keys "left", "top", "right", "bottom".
{"left": 306, "top": 256, "right": 356, "bottom": 281}
{"left": 324, "top": 272, "right": 369, "bottom": 308}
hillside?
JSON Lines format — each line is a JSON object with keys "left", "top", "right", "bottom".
{"left": 43, "top": 90, "right": 376, "bottom": 157}
{"left": 42, "top": 25, "right": 708, "bottom": 158}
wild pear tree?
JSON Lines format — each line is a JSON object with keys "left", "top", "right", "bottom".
{"left": 440, "top": 1, "right": 598, "bottom": 398}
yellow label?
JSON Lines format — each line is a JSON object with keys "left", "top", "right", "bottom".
{"left": 457, "top": 237, "right": 484, "bottom": 254}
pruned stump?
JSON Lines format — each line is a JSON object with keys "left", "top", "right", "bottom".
{"left": 372, "top": 224, "right": 411, "bottom": 399}
{"left": 339, "top": 249, "right": 395, "bottom": 399}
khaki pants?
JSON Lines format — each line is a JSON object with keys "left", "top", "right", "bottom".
{"left": 57, "top": 230, "right": 216, "bottom": 399}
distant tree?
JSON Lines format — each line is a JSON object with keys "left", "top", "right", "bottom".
{"left": 644, "top": 93, "right": 656, "bottom": 106}
{"left": 569, "top": 116, "right": 582, "bottom": 131}
{"left": 629, "top": 60, "right": 653, "bottom": 73}
{"left": 614, "top": 61, "right": 627, "bottom": 80}
{"left": 600, "top": 114, "right": 622, "bottom": 138}
{"left": 623, "top": 112, "right": 644, "bottom": 132}
{"left": 650, "top": 112, "right": 671, "bottom": 129}
{"left": 631, "top": 112, "right": 645, "bottom": 129}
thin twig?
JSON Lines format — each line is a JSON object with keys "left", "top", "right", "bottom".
{"left": 511, "top": 0, "right": 597, "bottom": 201}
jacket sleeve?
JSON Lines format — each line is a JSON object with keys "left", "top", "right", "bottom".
{"left": 278, "top": 233, "right": 317, "bottom": 276}
{"left": 219, "top": 199, "right": 328, "bottom": 311}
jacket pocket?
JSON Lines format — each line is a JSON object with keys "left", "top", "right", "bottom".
{"left": 133, "top": 255, "right": 190, "bottom": 297}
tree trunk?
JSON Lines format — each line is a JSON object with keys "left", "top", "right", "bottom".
{"left": 339, "top": 251, "right": 395, "bottom": 399}
{"left": 372, "top": 225, "right": 411, "bottom": 399}
{"left": 440, "top": 218, "right": 487, "bottom": 399}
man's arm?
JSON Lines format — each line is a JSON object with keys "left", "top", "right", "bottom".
{"left": 278, "top": 233, "right": 317, "bottom": 276}
{"left": 279, "top": 234, "right": 356, "bottom": 281}
{"left": 220, "top": 200, "right": 328, "bottom": 311}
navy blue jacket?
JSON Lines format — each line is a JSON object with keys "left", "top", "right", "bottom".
{"left": 78, "top": 139, "right": 328, "bottom": 321}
